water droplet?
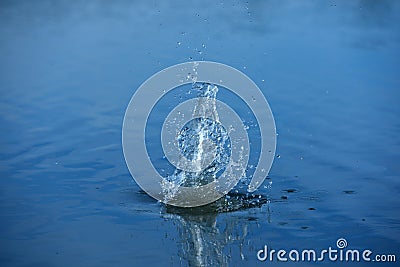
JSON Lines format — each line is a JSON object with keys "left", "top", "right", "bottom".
{"left": 276, "top": 154, "right": 281, "bottom": 158}
{"left": 283, "top": 189, "right": 297, "bottom": 193}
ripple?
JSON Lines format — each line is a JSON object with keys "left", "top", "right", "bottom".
{"left": 164, "top": 192, "right": 267, "bottom": 215}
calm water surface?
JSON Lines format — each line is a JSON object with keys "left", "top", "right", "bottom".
{"left": 0, "top": 1, "right": 399, "bottom": 266}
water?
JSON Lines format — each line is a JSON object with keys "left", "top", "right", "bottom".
{"left": 167, "top": 83, "right": 229, "bottom": 187}
{"left": 1, "top": 1, "right": 399, "bottom": 266}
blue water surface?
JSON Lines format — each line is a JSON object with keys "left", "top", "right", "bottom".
{"left": 1, "top": 1, "right": 399, "bottom": 266}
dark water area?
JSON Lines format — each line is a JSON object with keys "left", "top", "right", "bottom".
{"left": 0, "top": 1, "right": 399, "bottom": 266}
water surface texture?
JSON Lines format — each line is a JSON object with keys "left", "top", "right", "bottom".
{"left": 1, "top": 1, "right": 399, "bottom": 266}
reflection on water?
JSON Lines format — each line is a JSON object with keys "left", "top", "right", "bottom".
{"left": 162, "top": 193, "right": 268, "bottom": 266}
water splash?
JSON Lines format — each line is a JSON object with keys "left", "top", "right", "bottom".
{"left": 162, "top": 83, "right": 231, "bottom": 202}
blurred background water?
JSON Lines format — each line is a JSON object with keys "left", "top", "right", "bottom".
{"left": 0, "top": 1, "right": 399, "bottom": 266}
